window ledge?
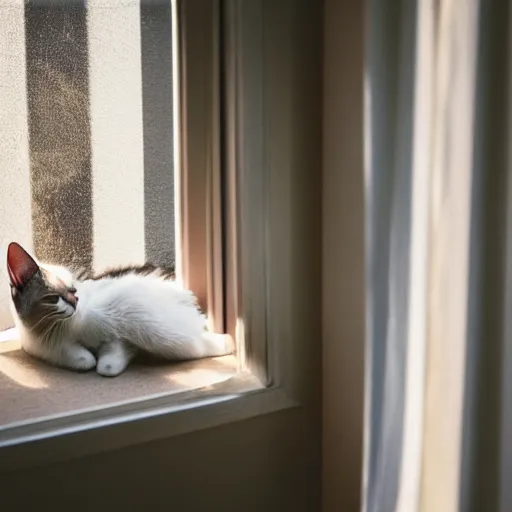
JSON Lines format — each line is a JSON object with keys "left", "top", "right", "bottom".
{"left": 0, "top": 330, "right": 297, "bottom": 472}
{"left": 0, "top": 329, "right": 238, "bottom": 427}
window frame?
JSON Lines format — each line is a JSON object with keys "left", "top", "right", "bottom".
{"left": 175, "top": 0, "right": 224, "bottom": 333}
{"left": 223, "top": 0, "right": 269, "bottom": 384}
{"left": 0, "top": 0, "right": 320, "bottom": 471}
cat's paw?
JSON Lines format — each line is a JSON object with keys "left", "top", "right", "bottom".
{"left": 69, "top": 351, "right": 96, "bottom": 372}
{"left": 96, "top": 355, "right": 127, "bottom": 378}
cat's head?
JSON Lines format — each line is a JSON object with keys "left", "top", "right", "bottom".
{"left": 6, "top": 242, "right": 78, "bottom": 333}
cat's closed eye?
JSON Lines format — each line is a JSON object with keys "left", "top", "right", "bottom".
{"left": 45, "top": 295, "right": 60, "bottom": 305}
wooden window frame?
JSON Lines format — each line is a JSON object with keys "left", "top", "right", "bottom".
{"left": 0, "top": 0, "right": 322, "bottom": 471}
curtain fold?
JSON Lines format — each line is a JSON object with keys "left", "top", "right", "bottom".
{"left": 363, "top": 0, "right": 512, "bottom": 510}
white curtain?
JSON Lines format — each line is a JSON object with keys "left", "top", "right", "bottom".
{"left": 364, "top": 0, "right": 512, "bottom": 510}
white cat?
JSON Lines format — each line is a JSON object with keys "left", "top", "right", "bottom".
{"left": 6, "top": 242, "right": 233, "bottom": 377}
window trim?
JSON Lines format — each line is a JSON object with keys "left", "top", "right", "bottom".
{"left": 223, "top": 0, "right": 269, "bottom": 384}
{"left": 0, "top": 0, "right": 321, "bottom": 471}
{"left": 175, "top": 0, "right": 224, "bottom": 333}
{"left": 223, "top": 0, "right": 322, "bottom": 413}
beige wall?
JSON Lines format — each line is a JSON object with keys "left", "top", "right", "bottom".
{"left": 323, "top": 1, "right": 365, "bottom": 510}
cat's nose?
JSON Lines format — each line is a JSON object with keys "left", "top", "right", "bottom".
{"left": 65, "top": 291, "right": 78, "bottom": 307}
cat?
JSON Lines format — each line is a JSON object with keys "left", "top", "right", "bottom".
{"left": 6, "top": 242, "right": 233, "bottom": 377}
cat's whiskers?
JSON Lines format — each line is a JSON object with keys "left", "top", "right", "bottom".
{"left": 29, "top": 309, "right": 62, "bottom": 334}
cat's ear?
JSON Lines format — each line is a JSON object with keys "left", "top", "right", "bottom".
{"left": 7, "top": 242, "right": 39, "bottom": 289}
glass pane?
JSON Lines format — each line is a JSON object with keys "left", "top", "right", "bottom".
{"left": 0, "top": 0, "right": 176, "bottom": 332}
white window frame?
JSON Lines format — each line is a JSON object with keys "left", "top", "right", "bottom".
{"left": 0, "top": 0, "right": 321, "bottom": 471}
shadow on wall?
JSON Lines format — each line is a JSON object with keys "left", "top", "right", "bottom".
{"left": 0, "top": 1, "right": 176, "bottom": 331}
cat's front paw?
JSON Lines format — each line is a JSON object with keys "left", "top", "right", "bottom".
{"left": 69, "top": 350, "right": 97, "bottom": 372}
{"left": 96, "top": 355, "right": 127, "bottom": 378}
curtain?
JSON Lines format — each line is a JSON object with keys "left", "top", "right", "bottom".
{"left": 364, "top": 0, "right": 511, "bottom": 510}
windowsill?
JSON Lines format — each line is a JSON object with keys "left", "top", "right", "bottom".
{"left": 0, "top": 328, "right": 238, "bottom": 429}
{"left": 0, "top": 328, "right": 292, "bottom": 473}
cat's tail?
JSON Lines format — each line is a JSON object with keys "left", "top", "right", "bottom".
{"left": 199, "top": 331, "right": 236, "bottom": 358}
{"left": 126, "top": 328, "right": 235, "bottom": 361}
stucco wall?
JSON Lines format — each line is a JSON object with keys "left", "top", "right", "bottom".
{"left": 0, "top": 0, "right": 175, "bottom": 331}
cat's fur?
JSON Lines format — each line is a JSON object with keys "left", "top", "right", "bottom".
{"left": 6, "top": 242, "right": 233, "bottom": 377}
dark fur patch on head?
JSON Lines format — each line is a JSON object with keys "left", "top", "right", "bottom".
{"left": 82, "top": 263, "right": 175, "bottom": 281}
{"left": 6, "top": 242, "right": 78, "bottom": 340}
{"left": 9, "top": 268, "right": 77, "bottom": 340}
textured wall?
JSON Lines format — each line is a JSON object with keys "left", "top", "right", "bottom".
{"left": 0, "top": 0, "right": 175, "bottom": 331}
